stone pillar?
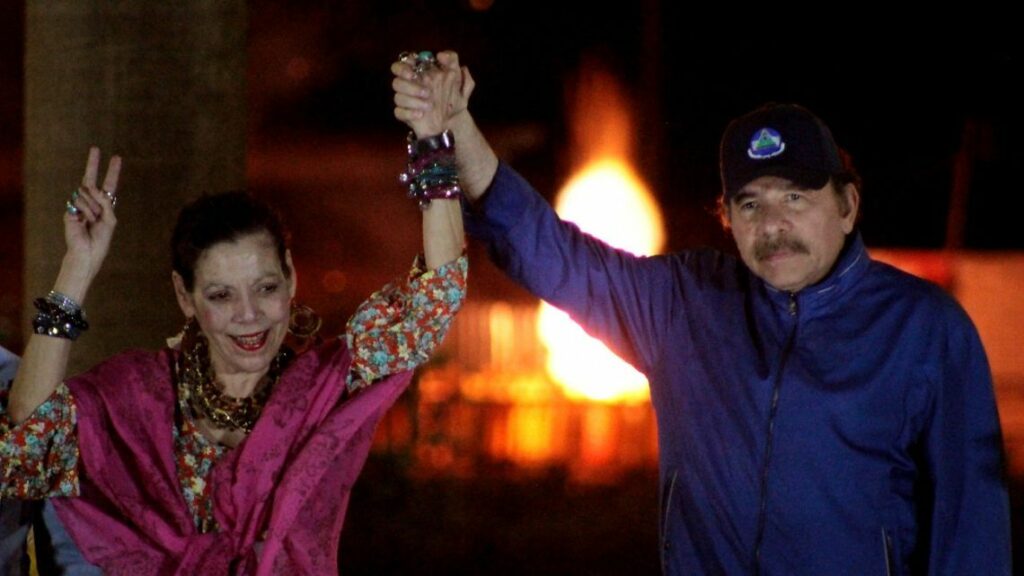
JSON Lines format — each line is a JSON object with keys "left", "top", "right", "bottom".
{"left": 24, "top": 3, "right": 246, "bottom": 371}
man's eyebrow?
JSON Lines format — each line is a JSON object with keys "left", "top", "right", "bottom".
{"left": 731, "top": 190, "right": 756, "bottom": 205}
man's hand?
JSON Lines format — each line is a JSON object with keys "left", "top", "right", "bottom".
{"left": 392, "top": 50, "right": 475, "bottom": 139}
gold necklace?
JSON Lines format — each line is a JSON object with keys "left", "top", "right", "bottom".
{"left": 176, "top": 319, "right": 293, "bottom": 433}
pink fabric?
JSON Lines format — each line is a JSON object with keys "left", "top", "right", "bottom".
{"left": 53, "top": 339, "right": 412, "bottom": 575}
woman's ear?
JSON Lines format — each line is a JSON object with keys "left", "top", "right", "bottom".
{"left": 172, "top": 271, "right": 196, "bottom": 318}
{"left": 285, "top": 249, "right": 297, "bottom": 299}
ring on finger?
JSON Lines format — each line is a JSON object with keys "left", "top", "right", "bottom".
{"left": 103, "top": 189, "right": 117, "bottom": 208}
{"left": 65, "top": 188, "right": 84, "bottom": 216}
{"left": 399, "top": 50, "right": 437, "bottom": 78}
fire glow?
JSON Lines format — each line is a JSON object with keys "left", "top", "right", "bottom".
{"left": 538, "top": 66, "right": 665, "bottom": 405}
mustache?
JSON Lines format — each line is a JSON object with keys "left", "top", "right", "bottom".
{"left": 754, "top": 236, "right": 809, "bottom": 261}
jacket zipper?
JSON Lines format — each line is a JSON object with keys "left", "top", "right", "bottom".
{"left": 753, "top": 292, "right": 798, "bottom": 574}
{"left": 881, "top": 527, "right": 894, "bottom": 576}
{"left": 660, "top": 469, "right": 679, "bottom": 574}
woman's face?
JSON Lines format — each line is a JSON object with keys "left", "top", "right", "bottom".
{"left": 173, "top": 231, "right": 295, "bottom": 382}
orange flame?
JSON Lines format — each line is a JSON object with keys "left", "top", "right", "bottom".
{"left": 538, "top": 65, "right": 665, "bottom": 405}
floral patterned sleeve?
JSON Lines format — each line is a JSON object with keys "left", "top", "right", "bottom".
{"left": 345, "top": 254, "right": 467, "bottom": 393}
{"left": 0, "top": 383, "right": 80, "bottom": 499}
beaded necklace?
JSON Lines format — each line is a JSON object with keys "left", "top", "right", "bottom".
{"left": 175, "top": 319, "right": 293, "bottom": 433}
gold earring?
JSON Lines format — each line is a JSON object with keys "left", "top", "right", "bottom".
{"left": 288, "top": 302, "right": 322, "bottom": 343}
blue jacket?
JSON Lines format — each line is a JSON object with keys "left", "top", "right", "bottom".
{"left": 464, "top": 164, "right": 1011, "bottom": 575}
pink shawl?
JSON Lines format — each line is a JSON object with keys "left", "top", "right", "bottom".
{"left": 53, "top": 339, "right": 412, "bottom": 574}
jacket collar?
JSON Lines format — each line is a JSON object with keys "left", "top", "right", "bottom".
{"left": 760, "top": 231, "right": 870, "bottom": 318}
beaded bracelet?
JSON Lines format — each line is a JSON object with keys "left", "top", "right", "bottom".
{"left": 399, "top": 130, "right": 462, "bottom": 209}
{"left": 32, "top": 291, "right": 89, "bottom": 340}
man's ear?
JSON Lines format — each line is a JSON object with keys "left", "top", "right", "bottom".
{"left": 840, "top": 183, "right": 860, "bottom": 233}
{"left": 718, "top": 196, "right": 732, "bottom": 231}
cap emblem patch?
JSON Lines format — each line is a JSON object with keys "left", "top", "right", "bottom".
{"left": 748, "top": 128, "right": 785, "bottom": 160}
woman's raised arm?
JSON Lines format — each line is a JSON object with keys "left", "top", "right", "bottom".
{"left": 7, "top": 148, "right": 121, "bottom": 423}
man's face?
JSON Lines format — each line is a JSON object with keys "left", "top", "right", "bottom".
{"left": 727, "top": 175, "right": 859, "bottom": 292}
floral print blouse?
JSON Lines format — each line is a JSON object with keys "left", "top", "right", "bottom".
{"left": 0, "top": 255, "right": 466, "bottom": 532}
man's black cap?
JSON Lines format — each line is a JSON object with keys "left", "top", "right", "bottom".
{"left": 720, "top": 103, "right": 842, "bottom": 200}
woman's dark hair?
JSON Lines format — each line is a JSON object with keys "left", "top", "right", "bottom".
{"left": 171, "top": 191, "right": 291, "bottom": 291}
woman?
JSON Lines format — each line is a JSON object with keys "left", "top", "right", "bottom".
{"left": 1, "top": 54, "right": 464, "bottom": 574}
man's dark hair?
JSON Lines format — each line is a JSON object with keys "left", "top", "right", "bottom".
{"left": 171, "top": 191, "right": 291, "bottom": 291}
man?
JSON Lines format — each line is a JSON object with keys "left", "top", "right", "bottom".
{"left": 393, "top": 53, "right": 1011, "bottom": 575}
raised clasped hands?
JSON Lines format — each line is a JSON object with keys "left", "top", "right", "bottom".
{"left": 391, "top": 50, "right": 474, "bottom": 139}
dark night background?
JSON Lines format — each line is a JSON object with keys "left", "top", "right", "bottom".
{"left": 1, "top": 3, "right": 1022, "bottom": 574}
{"left": 247, "top": 3, "right": 1024, "bottom": 251}
{"left": 247, "top": 3, "right": 1024, "bottom": 252}
{"left": 3, "top": 6, "right": 1023, "bottom": 263}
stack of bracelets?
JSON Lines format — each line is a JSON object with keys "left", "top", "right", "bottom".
{"left": 33, "top": 290, "right": 89, "bottom": 341}
{"left": 399, "top": 130, "right": 462, "bottom": 209}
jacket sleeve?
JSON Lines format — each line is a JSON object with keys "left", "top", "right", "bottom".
{"left": 921, "top": 310, "right": 1010, "bottom": 575}
{"left": 0, "top": 346, "right": 18, "bottom": 384}
{"left": 464, "top": 162, "right": 676, "bottom": 375}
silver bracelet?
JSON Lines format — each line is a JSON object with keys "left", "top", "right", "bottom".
{"left": 47, "top": 290, "right": 83, "bottom": 316}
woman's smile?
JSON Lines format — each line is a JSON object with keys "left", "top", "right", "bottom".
{"left": 230, "top": 330, "right": 270, "bottom": 352}
{"left": 174, "top": 231, "right": 296, "bottom": 393}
